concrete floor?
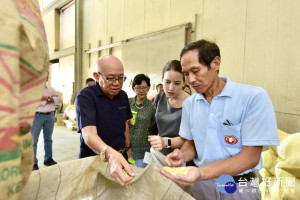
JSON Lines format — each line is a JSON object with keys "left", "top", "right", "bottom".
{"left": 35, "top": 125, "right": 80, "bottom": 169}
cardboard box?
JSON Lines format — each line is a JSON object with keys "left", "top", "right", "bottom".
{"left": 56, "top": 116, "right": 67, "bottom": 126}
{"left": 64, "top": 119, "right": 77, "bottom": 131}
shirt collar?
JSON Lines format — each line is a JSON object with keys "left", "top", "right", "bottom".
{"left": 95, "top": 81, "right": 104, "bottom": 96}
{"left": 133, "top": 96, "right": 146, "bottom": 106}
{"left": 218, "top": 77, "right": 232, "bottom": 97}
{"left": 195, "top": 77, "right": 233, "bottom": 101}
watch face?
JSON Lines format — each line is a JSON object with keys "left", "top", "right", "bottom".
{"left": 100, "top": 154, "right": 105, "bottom": 160}
{"left": 100, "top": 146, "right": 108, "bottom": 161}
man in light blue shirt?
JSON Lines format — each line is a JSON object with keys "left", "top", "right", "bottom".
{"left": 158, "top": 40, "right": 279, "bottom": 200}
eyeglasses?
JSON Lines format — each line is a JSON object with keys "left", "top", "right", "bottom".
{"left": 134, "top": 86, "right": 149, "bottom": 91}
{"left": 98, "top": 72, "right": 127, "bottom": 84}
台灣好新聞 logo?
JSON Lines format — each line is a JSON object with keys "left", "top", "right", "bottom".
{"left": 216, "top": 174, "right": 237, "bottom": 194}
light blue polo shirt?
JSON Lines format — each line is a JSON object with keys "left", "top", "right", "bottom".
{"left": 179, "top": 77, "right": 279, "bottom": 174}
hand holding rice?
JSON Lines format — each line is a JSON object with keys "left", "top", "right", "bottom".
{"left": 163, "top": 166, "right": 189, "bottom": 176}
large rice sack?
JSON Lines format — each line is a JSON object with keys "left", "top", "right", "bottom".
{"left": 259, "top": 174, "right": 279, "bottom": 200}
{"left": 277, "top": 133, "right": 300, "bottom": 178}
{"left": 275, "top": 165, "right": 299, "bottom": 200}
{"left": 261, "top": 150, "right": 277, "bottom": 176}
{"left": 20, "top": 156, "right": 195, "bottom": 200}
{"left": 0, "top": 1, "right": 49, "bottom": 200}
{"left": 268, "top": 130, "right": 289, "bottom": 163}
{"left": 261, "top": 130, "right": 289, "bottom": 176}
{"left": 259, "top": 168, "right": 273, "bottom": 180}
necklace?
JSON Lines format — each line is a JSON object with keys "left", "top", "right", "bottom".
{"left": 135, "top": 103, "right": 146, "bottom": 110}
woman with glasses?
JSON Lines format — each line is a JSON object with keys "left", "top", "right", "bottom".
{"left": 129, "top": 74, "right": 156, "bottom": 168}
{"left": 148, "top": 60, "right": 190, "bottom": 166}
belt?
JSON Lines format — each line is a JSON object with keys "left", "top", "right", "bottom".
{"left": 233, "top": 171, "right": 256, "bottom": 183}
{"left": 36, "top": 111, "right": 53, "bottom": 115}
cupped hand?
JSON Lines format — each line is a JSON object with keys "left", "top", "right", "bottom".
{"left": 157, "top": 166, "right": 202, "bottom": 187}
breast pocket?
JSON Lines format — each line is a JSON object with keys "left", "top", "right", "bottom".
{"left": 222, "top": 123, "right": 242, "bottom": 149}
{"left": 118, "top": 106, "right": 128, "bottom": 120}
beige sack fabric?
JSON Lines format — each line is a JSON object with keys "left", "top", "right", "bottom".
{"left": 261, "top": 150, "right": 276, "bottom": 176}
{"left": 150, "top": 147, "right": 167, "bottom": 168}
{"left": 262, "top": 130, "right": 290, "bottom": 176}
{"left": 277, "top": 133, "right": 300, "bottom": 177}
{"left": 21, "top": 156, "right": 195, "bottom": 200}
{"left": 0, "top": 0, "right": 49, "bottom": 200}
{"left": 259, "top": 130, "right": 299, "bottom": 200}
{"left": 260, "top": 166, "right": 299, "bottom": 200}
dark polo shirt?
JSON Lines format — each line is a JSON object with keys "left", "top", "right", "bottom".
{"left": 75, "top": 82, "right": 132, "bottom": 158}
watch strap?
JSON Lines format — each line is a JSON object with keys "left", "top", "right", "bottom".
{"left": 165, "top": 137, "right": 171, "bottom": 148}
{"left": 124, "top": 143, "right": 132, "bottom": 152}
{"left": 100, "top": 145, "right": 109, "bottom": 161}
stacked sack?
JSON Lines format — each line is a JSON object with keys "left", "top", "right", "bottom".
{"left": 260, "top": 130, "right": 300, "bottom": 200}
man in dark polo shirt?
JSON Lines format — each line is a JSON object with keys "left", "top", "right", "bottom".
{"left": 75, "top": 55, "right": 135, "bottom": 186}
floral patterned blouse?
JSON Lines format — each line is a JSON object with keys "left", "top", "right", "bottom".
{"left": 129, "top": 97, "right": 156, "bottom": 159}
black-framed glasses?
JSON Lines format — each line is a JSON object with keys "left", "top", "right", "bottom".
{"left": 98, "top": 72, "right": 127, "bottom": 84}
{"left": 134, "top": 86, "right": 149, "bottom": 91}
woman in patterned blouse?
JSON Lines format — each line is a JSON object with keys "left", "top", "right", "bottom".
{"left": 129, "top": 74, "right": 156, "bottom": 168}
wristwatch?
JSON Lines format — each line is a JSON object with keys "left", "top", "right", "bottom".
{"left": 47, "top": 96, "right": 51, "bottom": 102}
{"left": 165, "top": 137, "right": 171, "bottom": 148}
{"left": 100, "top": 145, "right": 109, "bottom": 161}
{"left": 124, "top": 143, "right": 132, "bottom": 152}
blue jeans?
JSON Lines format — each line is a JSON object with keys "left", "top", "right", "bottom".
{"left": 135, "top": 159, "right": 147, "bottom": 168}
{"left": 31, "top": 112, "right": 55, "bottom": 164}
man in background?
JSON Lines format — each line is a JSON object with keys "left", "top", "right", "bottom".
{"left": 75, "top": 55, "right": 135, "bottom": 186}
{"left": 151, "top": 83, "right": 164, "bottom": 102}
{"left": 86, "top": 78, "right": 95, "bottom": 87}
{"left": 31, "top": 81, "right": 62, "bottom": 170}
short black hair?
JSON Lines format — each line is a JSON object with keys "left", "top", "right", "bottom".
{"left": 85, "top": 78, "right": 95, "bottom": 84}
{"left": 183, "top": 84, "right": 191, "bottom": 90}
{"left": 180, "top": 39, "right": 220, "bottom": 69}
{"left": 132, "top": 74, "right": 151, "bottom": 89}
{"left": 162, "top": 60, "right": 185, "bottom": 81}
{"left": 156, "top": 83, "right": 163, "bottom": 90}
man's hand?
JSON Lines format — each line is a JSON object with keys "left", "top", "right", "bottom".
{"left": 165, "top": 149, "right": 185, "bottom": 167}
{"left": 106, "top": 148, "right": 135, "bottom": 186}
{"left": 148, "top": 135, "right": 166, "bottom": 151}
{"left": 41, "top": 95, "right": 58, "bottom": 104}
{"left": 157, "top": 166, "right": 203, "bottom": 186}
{"left": 41, "top": 96, "right": 49, "bottom": 101}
